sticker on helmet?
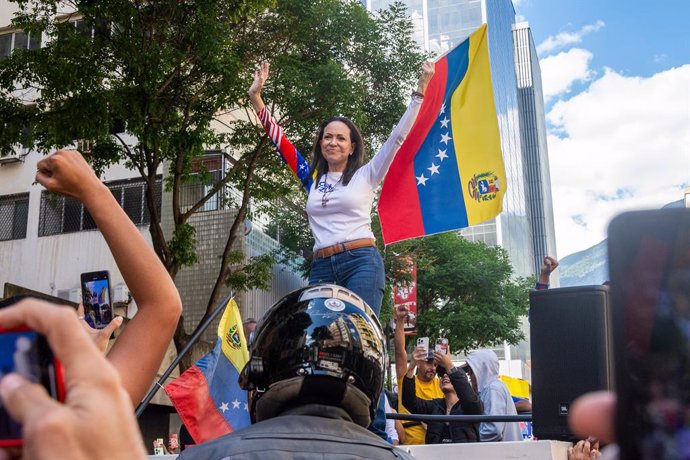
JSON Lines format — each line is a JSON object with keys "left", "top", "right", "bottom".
{"left": 324, "top": 298, "right": 346, "bottom": 311}
{"left": 319, "top": 359, "right": 342, "bottom": 372}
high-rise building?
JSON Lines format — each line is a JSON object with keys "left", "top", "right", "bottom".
{"left": 513, "top": 22, "right": 559, "bottom": 282}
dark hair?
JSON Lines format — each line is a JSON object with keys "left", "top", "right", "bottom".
{"left": 310, "top": 116, "right": 365, "bottom": 186}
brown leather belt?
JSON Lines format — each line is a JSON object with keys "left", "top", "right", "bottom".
{"left": 314, "top": 238, "right": 376, "bottom": 259}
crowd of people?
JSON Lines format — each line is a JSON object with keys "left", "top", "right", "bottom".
{"left": 0, "top": 63, "right": 615, "bottom": 459}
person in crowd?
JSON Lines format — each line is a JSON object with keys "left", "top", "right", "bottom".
{"left": 383, "top": 396, "right": 400, "bottom": 445}
{"left": 535, "top": 256, "right": 559, "bottom": 290}
{"left": 465, "top": 349, "right": 523, "bottom": 442}
{"left": 402, "top": 347, "right": 483, "bottom": 444}
{"left": 0, "top": 298, "right": 148, "bottom": 460}
{"left": 568, "top": 438, "right": 602, "bottom": 460}
{"left": 179, "top": 285, "right": 414, "bottom": 459}
{"left": 394, "top": 304, "right": 443, "bottom": 444}
{"left": 513, "top": 396, "right": 532, "bottom": 413}
{"left": 35, "top": 149, "right": 182, "bottom": 404}
{"left": 247, "top": 61, "right": 434, "bottom": 316}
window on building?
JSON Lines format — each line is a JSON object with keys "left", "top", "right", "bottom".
{"left": 0, "top": 30, "right": 41, "bottom": 60}
{"left": 0, "top": 193, "right": 30, "bottom": 241}
{"left": 180, "top": 152, "right": 226, "bottom": 213}
{"left": 38, "top": 177, "right": 162, "bottom": 236}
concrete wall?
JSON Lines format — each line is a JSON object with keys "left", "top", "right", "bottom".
{"left": 0, "top": 150, "right": 157, "bottom": 302}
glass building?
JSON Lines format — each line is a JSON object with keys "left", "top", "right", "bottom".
{"left": 366, "top": 0, "right": 532, "bottom": 278}
{"left": 513, "top": 22, "right": 559, "bottom": 282}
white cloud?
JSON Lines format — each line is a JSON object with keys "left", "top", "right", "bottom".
{"left": 537, "top": 20, "right": 605, "bottom": 56}
{"left": 546, "top": 65, "right": 690, "bottom": 257}
{"left": 540, "top": 48, "right": 595, "bottom": 101}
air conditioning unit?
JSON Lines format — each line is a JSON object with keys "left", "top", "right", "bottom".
{"left": 0, "top": 153, "right": 22, "bottom": 165}
{"left": 113, "top": 284, "right": 130, "bottom": 304}
{"left": 56, "top": 288, "right": 82, "bottom": 303}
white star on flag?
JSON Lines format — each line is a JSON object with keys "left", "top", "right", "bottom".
{"left": 440, "top": 117, "right": 450, "bottom": 128}
{"left": 440, "top": 132, "right": 452, "bottom": 144}
{"left": 428, "top": 163, "right": 440, "bottom": 175}
{"left": 244, "top": 403, "right": 249, "bottom": 411}
{"left": 232, "top": 399, "right": 241, "bottom": 409}
{"left": 440, "top": 102, "right": 446, "bottom": 114}
{"left": 416, "top": 174, "right": 428, "bottom": 186}
{"left": 436, "top": 149, "right": 448, "bottom": 161}
{"left": 219, "top": 402, "right": 229, "bottom": 413}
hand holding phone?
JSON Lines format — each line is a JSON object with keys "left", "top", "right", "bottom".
{"left": 80, "top": 271, "right": 113, "bottom": 330}
{"left": 0, "top": 297, "right": 148, "bottom": 458}
{"left": 0, "top": 325, "right": 64, "bottom": 447}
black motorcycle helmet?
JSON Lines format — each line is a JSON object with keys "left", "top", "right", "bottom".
{"left": 240, "top": 284, "right": 386, "bottom": 427}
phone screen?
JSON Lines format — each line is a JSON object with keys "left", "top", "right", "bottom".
{"left": 81, "top": 271, "right": 113, "bottom": 329}
{"left": 0, "top": 328, "right": 61, "bottom": 445}
{"left": 609, "top": 209, "right": 690, "bottom": 460}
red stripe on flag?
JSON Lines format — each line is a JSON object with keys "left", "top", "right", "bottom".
{"left": 378, "top": 57, "right": 449, "bottom": 244}
{"left": 280, "top": 139, "right": 299, "bottom": 176}
{"left": 164, "top": 366, "right": 233, "bottom": 444}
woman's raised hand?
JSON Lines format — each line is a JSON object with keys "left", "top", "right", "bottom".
{"left": 248, "top": 62, "right": 269, "bottom": 112}
{"left": 416, "top": 60, "right": 436, "bottom": 96}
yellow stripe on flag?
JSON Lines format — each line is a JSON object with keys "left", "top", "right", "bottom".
{"left": 450, "top": 24, "right": 506, "bottom": 225}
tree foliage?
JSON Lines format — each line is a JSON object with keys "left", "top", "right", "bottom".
{"left": 0, "top": 0, "right": 425, "bottom": 353}
{"left": 388, "top": 232, "right": 533, "bottom": 353}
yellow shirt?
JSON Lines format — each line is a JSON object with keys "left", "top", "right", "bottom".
{"left": 397, "top": 376, "right": 444, "bottom": 445}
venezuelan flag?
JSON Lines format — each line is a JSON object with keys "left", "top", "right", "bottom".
{"left": 165, "top": 298, "right": 250, "bottom": 443}
{"left": 378, "top": 24, "right": 506, "bottom": 245}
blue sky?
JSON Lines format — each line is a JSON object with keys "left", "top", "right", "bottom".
{"left": 513, "top": 0, "right": 690, "bottom": 257}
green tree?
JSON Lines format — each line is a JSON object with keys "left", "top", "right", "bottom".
{"left": 390, "top": 232, "right": 533, "bottom": 353}
{"left": 0, "top": 0, "right": 425, "bottom": 355}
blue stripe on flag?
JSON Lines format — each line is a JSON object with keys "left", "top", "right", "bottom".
{"left": 414, "top": 41, "right": 471, "bottom": 235}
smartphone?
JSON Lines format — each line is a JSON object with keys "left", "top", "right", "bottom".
{"left": 0, "top": 326, "right": 65, "bottom": 446}
{"left": 80, "top": 271, "right": 113, "bottom": 329}
{"left": 435, "top": 337, "right": 449, "bottom": 355}
{"left": 608, "top": 209, "right": 690, "bottom": 460}
{"left": 416, "top": 336, "right": 429, "bottom": 353}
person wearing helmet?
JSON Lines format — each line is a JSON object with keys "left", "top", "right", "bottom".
{"left": 179, "top": 285, "right": 414, "bottom": 459}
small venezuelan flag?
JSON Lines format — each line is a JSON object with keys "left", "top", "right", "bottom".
{"left": 165, "top": 297, "right": 251, "bottom": 444}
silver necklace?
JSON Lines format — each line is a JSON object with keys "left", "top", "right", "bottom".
{"left": 321, "top": 172, "right": 342, "bottom": 207}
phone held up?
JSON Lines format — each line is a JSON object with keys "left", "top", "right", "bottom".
{"left": 435, "top": 338, "right": 449, "bottom": 355}
{"left": 416, "top": 336, "right": 429, "bottom": 353}
{"left": 80, "top": 271, "right": 113, "bottom": 330}
{"left": 608, "top": 208, "right": 690, "bottom": 460}
{"left": 0, "top": 297, "right": 66, "bottom": 447}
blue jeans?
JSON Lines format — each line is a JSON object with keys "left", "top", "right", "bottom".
{"left": 309, "top": 246, "right": 385, "bottom": 316}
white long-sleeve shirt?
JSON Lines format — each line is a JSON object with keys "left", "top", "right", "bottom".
{"left": 258, "top": 96, "right": 424, "bottom": 251}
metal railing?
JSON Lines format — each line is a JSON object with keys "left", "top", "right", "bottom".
{"left": 386, "top": 413, "right": 532, "bottom": 423}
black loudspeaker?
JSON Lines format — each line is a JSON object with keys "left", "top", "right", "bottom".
{"left": 529, "top": 285, "right": 613, "bottom": 441}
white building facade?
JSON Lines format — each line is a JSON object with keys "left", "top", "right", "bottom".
{"left": 0, "top": 1, "right": 305, "bottom": 334}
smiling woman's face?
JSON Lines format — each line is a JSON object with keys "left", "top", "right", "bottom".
{"left": 320, "top": 121, "right": 354, "bottom": 172}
